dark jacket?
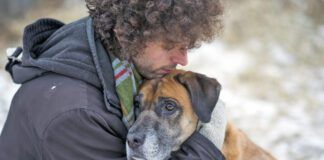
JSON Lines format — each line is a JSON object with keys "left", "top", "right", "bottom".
{"left": 0, "top": 17, "right": 225, "bottom": 160}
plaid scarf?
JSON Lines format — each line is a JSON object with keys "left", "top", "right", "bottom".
{"left": 110, "top": 54, "right": 142, "bottom": 129}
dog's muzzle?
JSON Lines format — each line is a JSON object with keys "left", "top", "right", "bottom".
{"left": 126, "top": 130, "right": 167, "bottom": 160}
{"left": 126, "top": 112, "right": 173, "bottom": 160}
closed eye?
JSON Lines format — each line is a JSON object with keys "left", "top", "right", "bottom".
{"left": 134, "top": 93, "right": 143, "bottom": 110}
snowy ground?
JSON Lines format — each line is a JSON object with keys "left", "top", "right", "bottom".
{"left": 1, "top": 40, "right": 323, "bottom": 160}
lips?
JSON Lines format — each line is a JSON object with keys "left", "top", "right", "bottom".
{"left": 128, "top": 152, "right": 147, "bottom": 160}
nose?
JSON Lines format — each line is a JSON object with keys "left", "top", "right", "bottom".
{"left": 127, "top": 133, "right": 145, "bottom": 149}
{"left": 171, "top": 51, "right": 188, "bottom": 66}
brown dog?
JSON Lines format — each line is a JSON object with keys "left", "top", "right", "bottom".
{"left": 126, "top": 70, "right": 276, "bottom": 160}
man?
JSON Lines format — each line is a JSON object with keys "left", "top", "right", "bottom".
{"left": 0, "top": 0, "right": 224, "bottom": 159}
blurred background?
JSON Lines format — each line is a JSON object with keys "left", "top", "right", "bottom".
{"left": 0, "top": 0, "right": 323, "bottom": 159}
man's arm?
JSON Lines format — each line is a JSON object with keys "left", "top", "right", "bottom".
{"left": 171, "top": 131, "right": 225, "bottom": 160}
{"left": 41, "top": 108, "right": 126, "bottom": 160}
{"left": 42, "top": 108, "right": 224, "bottom": 160}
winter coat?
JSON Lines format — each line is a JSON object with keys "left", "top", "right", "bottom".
{"left": 0, "top": 17, "right": 225, "bottom": 160}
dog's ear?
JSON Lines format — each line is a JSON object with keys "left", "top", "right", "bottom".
{"left": 176, "top": 71, "right": 221, "bottom": 123}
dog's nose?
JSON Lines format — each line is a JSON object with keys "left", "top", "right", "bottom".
{"left": 127, "top": 134, "right": 145, "bottom": 149}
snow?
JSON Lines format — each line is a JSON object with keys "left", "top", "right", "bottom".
{"left": 270, "top": 44, "right": 296, "bottom": 66}
{"left": 319, "top": 26, "right": 324, "bottom": 38}
{"left": 51, "top": 86, "right": 56, "bottom": 90}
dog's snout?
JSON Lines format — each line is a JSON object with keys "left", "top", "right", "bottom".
{"left": 127, "top": 133, "right": 145, "bottom": 149}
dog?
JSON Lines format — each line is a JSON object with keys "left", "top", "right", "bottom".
{"left": 126, "top": 70, "right": 276, "bottom": 160}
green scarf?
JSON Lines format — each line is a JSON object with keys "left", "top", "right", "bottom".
{"left": 110, "top": 54, "right": 142, "bottom": 129}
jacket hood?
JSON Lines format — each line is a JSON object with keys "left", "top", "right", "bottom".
{"left": 8, "top": 17, "right": 122, "bottom": 116}
{"left": 11, "top": 17, "right": 101, "bottom": 87}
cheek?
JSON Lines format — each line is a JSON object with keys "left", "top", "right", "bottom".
{"left": 177, "top": 114, "right": 198, "bottom": 142}
{"left": 144, "top": 48, "right": 171, "bottom": 64}
{"left": 151, "top": 53, "right": 170, "bottom": 66}
{"left": 133, "top": 55, "right": 153, "bottom": 71}
{"left": 158, "top": 120, "right": 181, "bottom": 146}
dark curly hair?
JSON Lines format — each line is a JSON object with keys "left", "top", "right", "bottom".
{"left": 85, "top": 0, "right": 223, "bottom": 60}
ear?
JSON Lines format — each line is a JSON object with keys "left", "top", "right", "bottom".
{"left": 176, "top": 71, "right": 222, "bottom": 123}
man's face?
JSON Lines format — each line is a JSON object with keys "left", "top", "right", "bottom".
{"left": 132, "top": 40, "right": 189, "bottom": 79}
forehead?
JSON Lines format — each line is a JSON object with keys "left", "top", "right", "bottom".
{"left": 139, "top": 77, "right": 190, "bottom": 107}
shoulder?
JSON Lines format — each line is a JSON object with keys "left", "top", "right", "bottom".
{"left": 19, "top": 72, "right": 102, "bottom": 110}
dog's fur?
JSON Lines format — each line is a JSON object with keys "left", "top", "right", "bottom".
{"left": 126, "top": 70, "right": 276, "bottom": 160}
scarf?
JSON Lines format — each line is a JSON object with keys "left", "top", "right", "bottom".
{"left": 110, "top": 54, "right": 142, "bottom": 129}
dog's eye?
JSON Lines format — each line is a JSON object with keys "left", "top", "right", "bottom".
{"left": 156, "top": 97, "right": 179, "bottom": 117}
{"left": 165, "top": 102, "right": 175, "bottom": 111}
{"left": 163, "top": 101, "right": 177, "bottom": 112}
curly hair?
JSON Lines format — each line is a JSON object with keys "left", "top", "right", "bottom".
{"left": 85, "top": 0, "right": 223, "bottom": 60}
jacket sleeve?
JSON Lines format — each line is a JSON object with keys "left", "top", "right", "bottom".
{"left": 41, "top": 108, "right": 127, "bottom": 160}
{"left": 170, "top": 131, "right": 225, "bottom": 160}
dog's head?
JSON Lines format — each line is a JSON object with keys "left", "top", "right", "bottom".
{"left": 126, "top": 70, "right": 221, "bottom": 160}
